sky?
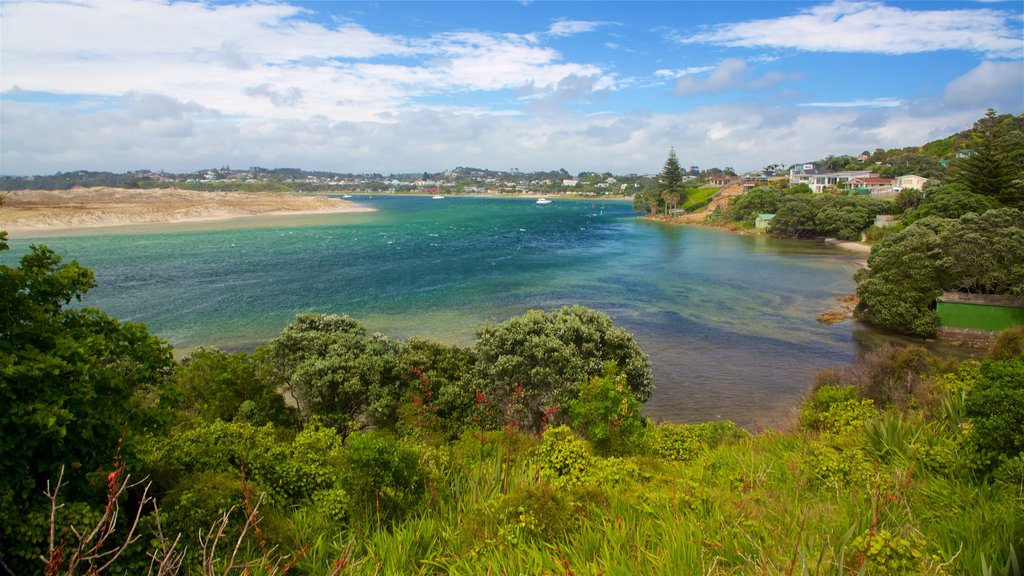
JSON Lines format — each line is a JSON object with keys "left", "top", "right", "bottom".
{"left": 1, "top": 1, "right": 1022, "bottom": 176}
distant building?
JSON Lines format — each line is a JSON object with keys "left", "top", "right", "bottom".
{"left": 755, "top": 213, "right": 776, "bottom": 230}
{"left": 562, "top": 179, "right": 579, "bottom": 187}
{"left": 846, "top": 177, "right": 894, "bottom": 196}
{"left": 893, "top": 174, "right": 928, "bottom": 191}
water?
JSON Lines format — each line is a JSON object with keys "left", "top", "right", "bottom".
{"left": 2, "top": 195, "right": 870, "bottom": 428}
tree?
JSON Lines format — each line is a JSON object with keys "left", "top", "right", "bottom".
{"left": 170, "top": 348, "right": 296, "bottom": 427}
{"left": 658, "top": 148, "right": 686, "bottom": 210}
{"left": 947, "top": 110, "right": 1023, "bottom": 205}
{"left": 0, "top": 244, "right": 173, "bottom": 571}
{"left": 265, "top": 313, "right": 405, "bottom": 432}
{"left": 472, "top": 306, "right": 652, "bottom": 432}
{"left": 855, "top": 208, "right": 1024, "bottom": 335}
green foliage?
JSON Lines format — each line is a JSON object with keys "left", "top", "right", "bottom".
{"left": 472, "top": 305, "right": 651, "bottom": 431}
{"left": 340, "top": 432, "right": 426, "bottom": 528}
{"left": 946, "top": 110, "right": 1024, "bottom": 205}
{"left": 893, "top": 187, "right": 923, "bottom": 214}
{"left": 722, "top": 185, "right": 787, "bottom": 224}
{"left": 495, "top": 483, "right": 576, "bottom": 544}
{"left": 905, "top": 184, "right": 1001, "bottom": 222}
{"left": 964, "top": 358, "right": 1024, "bottom": 475}
{"left": 856, "top": 208, "right": 1024, "bottom": 335}
{"left": 171, "top": 347, "right": 296, "bottom": 427}
{"left": 989, "top": 326, "right": 1024, "bottom": 361}
{"left": 770, "top": 194, "right": 888, "bottom": 240}
{"left": 568, "top": 362, "right": 646, "bottom": 455}
{"left": 809, "top": 441, "right": 872, "bottom": 488}
{"left": 641, "top": 420, "right": 746, "bottom": 461}
{"left": 863, "top": 412, "right": 921, "bottom": 464}
{"left": 534, "top": 425, "right": 591, "bottom": 487}
{"left": 850, "top": 529, "right": 925, "bottom": 575}
{"left": 266, "top": 313, "right": 405, "bottom": 431}
{"left": 0, "top": 244, "right": 173, "bottom": 572}
{"left": 801, "top": 384, "right": 876, "bottom": 433}
{"left": 398, "top": 337, "right": 477, "bottom": 440}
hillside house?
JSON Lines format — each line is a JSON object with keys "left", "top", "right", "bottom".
{"left": 754, "top": 213, "right": 775, "bottom": 230}
{"left": 789, "top": 164, "right": 874, "bottom": 193}
{"left": 846, "top": 177, "right": 895, "bottom": 196}
{"left": 894, "top": 174, "right": 928, "bottom": 191}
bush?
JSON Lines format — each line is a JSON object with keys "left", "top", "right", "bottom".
{"left": 568, "top": 362, "right": 646, "bottom": 455}
{"left": 641, "top": 420, "right": 746, "bottom": 461}
{"left": 800, "top": 384, "right": 875, "bottom": 434}
{"left": 340, "top": 432, "right": 426, "bottom": 528}
{"left": 534, "top": 425, "right": 591, "bottom": 487}
{"left": 495, "top": 483, "right": 576, "bottom": 544}
{"left": 964, "top": 358, "right": 1024, "bottom": 474}
{"left": 850, "top": 528, "right": 925, "bottom": 575}
{"left": 989, "top": 326, "right": 1024, "bottom": 360}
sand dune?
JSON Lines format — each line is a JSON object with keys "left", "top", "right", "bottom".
{"left": 1, "top": 187, "right": 372, "bottom": 236}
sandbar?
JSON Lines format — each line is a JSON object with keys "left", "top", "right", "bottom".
{"left": 1, "top": 187, "right": 373, "bottom": 237}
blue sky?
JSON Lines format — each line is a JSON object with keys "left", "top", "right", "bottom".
{"left": 1, "top": 0, "right": 1022, "bottom": 175}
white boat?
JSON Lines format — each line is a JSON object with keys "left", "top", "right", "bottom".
{"left": 342, "top": 194, "right": 352, "bottom": 198}
{"left": 432, "top": 195, "right": 445, "bottom": 199}
{"left": 536, "top": 197, "right": 551, "bottom": 204}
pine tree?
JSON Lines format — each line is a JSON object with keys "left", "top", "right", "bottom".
{"left": 948, "top": 110, "right": 1023, "bottom": 205}
{"left": 658, "top": 147, "right": 685, "bottom": 213}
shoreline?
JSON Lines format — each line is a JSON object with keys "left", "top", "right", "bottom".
{"left": 1, "top": 187, "right": 374, "bottom": 238}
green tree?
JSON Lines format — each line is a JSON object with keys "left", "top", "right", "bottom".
{"left": 170, "top": 347, "right": 296, "bottom": 427}
{"left": 947, "top": 110, "right": 1023, "bottom": 205}
{"left": 266, "top": 313, "right": 405, "bottom": 432}
{"left": 472, "top": 306, "right": 652, "bottom": 432}
{"left": 855, "top": 209, "right": 1024, "bottom": 335}
{"left": 0, "top": 244, "right": 173, "bottom": 571}
{"left": 657, "top": 147, "right": 686, "bottom": 211}
{"left": 568, "top": 362, "right": 645, "bottom": 455}
{"left": 905, "top": 184, "right": 1001, "bottom": 222}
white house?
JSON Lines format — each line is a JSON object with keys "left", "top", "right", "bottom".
{"left": 893, "top": 174, "right": 928, "bottom": 192}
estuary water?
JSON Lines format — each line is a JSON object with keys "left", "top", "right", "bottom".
{"left": 3, "top": 195, "right": 872, "bottom": 428}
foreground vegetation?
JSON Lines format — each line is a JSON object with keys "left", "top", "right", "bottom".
{"left": 1, "top": 229, "right": 1022, "bottom": 575}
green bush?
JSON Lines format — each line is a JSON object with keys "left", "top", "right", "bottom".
{"left": 340, "top": 432, "right": 426, "bottom": 528}
{"left": 965, "top": 358, "right": 1024, "bottom": 474}
{"left": 989, "top": 326, "right": 1024, "bottom": 360}
{"left": 495, "top": 483, "right": 576, "bottom": 544}
{"left": 534, "top": 425, "right": 591, "bottom": 487}
{"left": 641, "top": 420, "right": 745, "bottom": 461}
{"left": 800, "top": 384, "right": 875, "bottom": 433}
{"left": 568, "top": 362, "right": 646, "bottom": 455}
{"left": 849, "top": 528, "right": 925, "bottom": 575}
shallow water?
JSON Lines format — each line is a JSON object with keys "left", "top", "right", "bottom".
{"left": 3, "top": 195, "right": 875, "bottom": 428}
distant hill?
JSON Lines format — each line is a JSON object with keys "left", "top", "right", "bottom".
{"left": 804, "top": 111, "right": 1024, "bottom": 179}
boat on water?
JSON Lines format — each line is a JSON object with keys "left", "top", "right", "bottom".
{"left": 536, "top": 197, "right": 551, "bottom": 204}
{"left": 432, "top": 195, "right": 445, "bottom": 199}
{"left": 342, "top": 194, "right": 352, "bottom": 198}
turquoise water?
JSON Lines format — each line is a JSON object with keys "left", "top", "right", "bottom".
{"left": 3, "top": 195, "right": 869, "bottom": 428}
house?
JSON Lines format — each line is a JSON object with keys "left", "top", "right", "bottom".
{"left": 789, "top": 163, "right": 874, "bottom": 193}
{"left": 893, "top": 174, "right": 928, "bottom": 192}
{"left": 846, "top": 177, "right": 895, "bottom": 196}
{"left": 562, "top": 179, "right": 579, "bottom": 187}
{"left": 754, "top": 213, "right": 775, "bottom": 230}
{"left": 955, "top": 149, "right": 974, "bottom": 159}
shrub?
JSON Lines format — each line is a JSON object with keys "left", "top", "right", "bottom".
{"left": 340, "top": 432, "right": 426, "bottom": 528}
{"left": 534, "top": 425, "right": 591, "bottom": 487}
{"left": 641, "top": 420, "right": 746, "bottom": 461}
{"left": 964, "top": 358, "right": 1024, "bottom": 474}
{"left": 800, "top": 384, "right": 875, "bottom": 434}
{"left": 495, "top": 483, "right": 576, "bottom": 544}
{"left": 989, "top": 326, "right": 1024, "bottom": 360}
{"left": 568, "top": 362, "right": 646, "bottom": 455}
{"left": 809, "top": 442, "right": 871, "bottom": 488}
{"left": 850, "top": 528, "right": 925, "bottom": 576}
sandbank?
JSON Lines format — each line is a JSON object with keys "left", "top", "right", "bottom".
{"left": 1, "top": 187, "right": 374, "bottom": 238}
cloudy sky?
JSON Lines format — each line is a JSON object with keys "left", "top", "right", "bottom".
{"left": 1, "top": 0, "right": 1022, "bottom": 176}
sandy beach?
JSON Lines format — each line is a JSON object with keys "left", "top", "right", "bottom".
{"left": 0, "top": 187, "right": 373, "bottom": 236}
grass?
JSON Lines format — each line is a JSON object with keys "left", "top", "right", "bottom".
{"left": 683, "top": 185, "right": 721, "bottom": 211}
{"left": 268, "top": 418, "right": 1021, "bottom": 576}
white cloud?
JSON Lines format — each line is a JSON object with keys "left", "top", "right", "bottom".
{"left": 679, "top": 1, "right": 1023, "bottom": 57}
{"left": 547, "top": 19, "right": 607, "bottom": 37}
{"left": 943, "top": 60, "right": 1024, "bottom": 111}
{"left": 0, "top": 0, "right": 616, "bottom": 124}
{"left": 800, "top": 98, "right": 903, "bottom": 108}
{"left": 674, "top": 59, "right": 799, "bottom": 96}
